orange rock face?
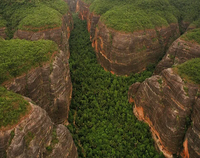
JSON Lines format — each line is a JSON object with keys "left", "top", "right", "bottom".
{"left": 155, "top": 37, "right": 200, "bottom": 74}
{"left": 128, "top": 68, "right": 200, "bottom": 157}
{"left": 76, "top": 0, "right": 180, "bottom": 75}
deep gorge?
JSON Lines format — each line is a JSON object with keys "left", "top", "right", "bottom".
{"left": 67, "top": 14, "right": 164, "bottom": 158}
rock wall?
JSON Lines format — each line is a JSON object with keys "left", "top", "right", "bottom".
{"left": 76, "top": 0, "right": 180, "bottom": 75}
{"left": 14, "top": 13, "right": 73, "bottom": 57}
{"left": 0, "top": 27, "right": 6, "bottom": 39}
{"left": 128, "top": 68, "right": 200, "bottom": 157}
{"left": 155, "top": 38, "right": 200, "bottom": 74}
{"left": 3, "top": 49, "right": 72, "bottom": 124}
{"left": 0, "top": 97, "right": 78, "bottom": 158}
{"left": 7, "top": 12, "right": 73, "bottom": 124}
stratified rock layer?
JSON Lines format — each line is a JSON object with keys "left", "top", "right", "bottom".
{"left": 14, "top": 13, "right": 73, "bottom": 56}
{"left": 7, "top": 12, "right": 73, "bottom": 124}
{"left": 155, "top": 38, "right": 200, "bottom": 74}
{"left": 0, "top": 98, "right": 78, "bottom": 158}
{"left": 76, "top": 0, "right": 180, "bottom": 75}
{"left": 128, "top": 68, "right": 200, "bottom": 158}
{"left": 4, "top": 49, "right": 72, "bottom": 124}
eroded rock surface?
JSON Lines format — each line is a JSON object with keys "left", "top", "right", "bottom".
{"left": 155, "top": 38, "right": 200, "bottom": 74}
{"left": 14, "top": 13, "right": 73, "bottom": 56}
{"left": 0, "top": 98, "right": 78, "bottom": 158}
{"left": 3, "top": 49, "right": 72, "bottom": 124}
{"left": 128, "top": 68, "right": 200, "bottom": 157}
{"left": 76, "top": 0, "right": 180, "bottom": 75}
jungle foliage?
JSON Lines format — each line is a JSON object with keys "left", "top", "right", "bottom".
{"left": 68, "top": 14, "right": 164, "bottom": 158}
{"left": 0, "top": 39, "right": 58, "bottom": 84}
{"left": 0, "top": 86, "right": 29, "bottom": 128}
{"left": 177, "top": 58, "right": 200, "bottom": 84}
{"left": 0, "top": 0, "right": 69, "bottom": 38}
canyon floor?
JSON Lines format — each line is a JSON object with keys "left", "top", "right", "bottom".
{"left": 67, "top": 14, "right": 164, "bottom": 158}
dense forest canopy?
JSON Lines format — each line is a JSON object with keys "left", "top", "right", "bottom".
{"left": 68, "top": 14, "right": 164, "bottom": 158}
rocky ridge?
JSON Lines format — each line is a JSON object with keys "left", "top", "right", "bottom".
{"left": 155, "top": 35, "right": 200, "bottom": 74}
{"left": 0, "top": 97, "right": 78, "bottom": 158}
{"left": 128, "top": 68, "right": 200, "bottom": 158}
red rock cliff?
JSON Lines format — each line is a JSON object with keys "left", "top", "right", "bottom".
{"left": 128, "top": 68, "right": 200, "bottom": 157}
{"left": 0, "top": 97, "right": 78, "bottom": 158}
{"left": 76, "top": 0, "right": 180, "bottom": 75}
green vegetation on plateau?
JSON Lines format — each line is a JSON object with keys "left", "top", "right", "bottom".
{"left": 0, "top": 16, "right": 6, "bottom": 27}
{"left": 181, "top": 28, "right": 200, "bottom": 44}
{"left": 177, "top": 58, "right": 200, "bottom": 84}
{"left": 68, "top": 14, "right": 164, "bottom": 158}
{"left": 0, "top": 86, "right": 29, "bottom": 128}
{"left": 0, "top": 39, "right": 58, "bottom": 84}
{"left": 82, "top": 0, "right": 200, "bottom": 33}
{"left": 0, "top": 0, "right": 69, "bottom": 38}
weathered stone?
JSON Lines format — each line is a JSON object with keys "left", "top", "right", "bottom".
{"left": 155, "top": 38, "right": 200, "bottom": 74}
{"left": 182, "top": 97, "right": 200, "bottom": 158}
{"left": 0, "top": 98, "right": 78, "bottom": 158}
{"left": 3, "top": 49, "right": 72, "bottom": 124}
{"left": 128, "top": 68, "right": 199, "bottom": 157}
{"left": 14, "top": 13, "right": 73, "bottom": 56}
{"left": 76, "top": 0, "right": 180, "bottom": 75}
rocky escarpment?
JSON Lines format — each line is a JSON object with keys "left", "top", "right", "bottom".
{"left": 75, "top": 0, "right": 180, "bottom": 75}
{"left": 128, "top": 68, "right": 200, "bottom": 157}
{"left": 3, "top": 49, "right": 72, "bottom": 124}
{"left": 14, "top": 13, "right": 73, "bottom": 57}
{"left": 155, "top": 36, "right": 200, "bottom": 74}
{"left": 0, "top": 97, "right": 78, "bottom": 158}
{"left": 7, "top": 11, "right": 73, "bottom": 124}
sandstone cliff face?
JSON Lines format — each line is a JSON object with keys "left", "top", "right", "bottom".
{"left": 0, "top": 27, "right": 7, "bottom": 39}
{"left": 182, "top": 98, "right": 200, "bottom": 158}
{"left": 3, "top": 49, "right": 72, "bottom": 124}
{"left": 14, "top": 13, "right": 73, "bottom": 57}
{"left": 155, "top": 38, "right": 200, "bottom": 74}
{"left": 76, "top": 0, "right": 180, "bottom": 75}
{"left": 9, "top": 12, "right": 73, "bottom": 124}
{"left": 0, "top": 97, "right": 78, "bottom": 158}
{"left": 128, "top": 68, "right": 200, "bottom": 158}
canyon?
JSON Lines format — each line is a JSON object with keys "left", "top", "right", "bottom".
{"left": 1, "top": 0, "right": 200, "bottom": 157}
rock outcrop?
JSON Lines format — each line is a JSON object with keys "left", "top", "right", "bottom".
{"left": 128, "top": 68, "right": 200, "bottom": 157}
{"left": 0, "top": 97, "right": 78, "bottom": 158}
{"left": 3, "top": 49, "right": 72, "bottom": 124}
{"left": 155, "top": 37, "right": 200, "bottom": 74}
{"left": 76, "top": 0, "right": 180, "bottom": 75}
{"left": 14, "top": 13, "right": 73, "bottom": 57}
{"left": 0, "top": 27, "right": 6, "bottom": 39}
{"left": 8, "top": 11, "right": 73, "bottom": 124}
